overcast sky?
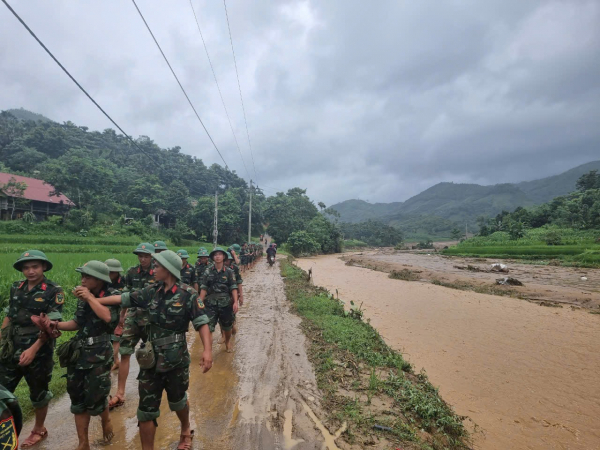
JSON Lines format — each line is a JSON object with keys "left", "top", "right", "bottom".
{"left": 1, "top": 0, "right": 599, "bottom": 205}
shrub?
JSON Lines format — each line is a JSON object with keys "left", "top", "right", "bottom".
{"left": 287, "top": 230, "right": 321, "bottom": 257}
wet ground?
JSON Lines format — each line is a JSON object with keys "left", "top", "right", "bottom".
{"left": 346, "top": 250, "right": 600, "bottom": 308}
{"left": 24, "top": 260, "right": 344, "bottom": 449}
{"left": 298, "top": 255, "right": 600, "bottom": 450}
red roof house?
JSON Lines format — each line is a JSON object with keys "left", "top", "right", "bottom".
{"left": 0, "top": 173, "right": 74, "bottom": 220}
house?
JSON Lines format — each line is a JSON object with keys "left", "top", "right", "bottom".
{"left": 0, "top": 173, "right": 74, "bottom": 220}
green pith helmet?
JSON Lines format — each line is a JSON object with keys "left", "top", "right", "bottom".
{"left": 133, "top": 242, "right": 154, "bottom": 255}
{"left": 226, "top": 252, "right": 233, "bottom": 260}
{"left": 176, "top": 249, "right": 189, "bottom": 259}
{"left": 209, "top": 247, "right": 228, "bottom": 261}
{"left": 76, "top": 260, "right": 111, "bottom": 284}
{"left": 105, "top": 258, "right": 124, "bottom": 273}
{"left": 197, "top": 247, "right": 209, "bottom": 257}
{"left": 153, "top": 241, "right": 168, "bottom": 251}
{"left": 152, "top": 250, "right": 182, "bottom": 280}
{"left": 13, "top": 250, "right": 53, "bottom": 272}
{"left": 231, "top": 244, "right": 241, "bottom": 253}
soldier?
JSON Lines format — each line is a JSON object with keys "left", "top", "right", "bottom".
{"left": 0, "top": 250, "right": 63, "bottom": 448}
{"left": 224, "top": 251, "right": 244, "bottom": 338}
{"left": 108, "top": 243, "right": 155, "bottom": 410}
{"left": 41, "top": 261, "right": 120, "bottom": 449}
{"left": 193, "top": 248, "right": 211, "bottom": 292}
{"left": 93, "top": 250, "right": 213, "bottom": 450}
{"left": 153, "top": 241, "right": 168, "bottom": 254}
{"left": 199, "top": 247, "right": 239, "bottom": 352}
{"left": 105, "top": 258, "right": 125, "bottom": 371}
{"left": 240, "top": 243, "right": 248, "bottom": 272}
{"left": 176, "top": 249, "right": 195, "bottom": 286}
{"left": 0, "top": 384, "right": 22, "bottom": 448}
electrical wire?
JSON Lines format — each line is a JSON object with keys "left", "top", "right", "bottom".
{"left": 222, "top": 0, "right": 258, "bottom": 182}
{"left": 188, "top": 0, "right": 250, "bottom": 180}
{"left": 131, "top": 0, "right": 229, "bottom": 168}
{"left": 1, "top": 0, "right": 162, "bottom": 167}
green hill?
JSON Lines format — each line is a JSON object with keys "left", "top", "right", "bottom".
{"left": 5, "top": 108, "right": 54, "bottom": 123}
{"left": 331, "top": 160, "right": 600, "bottom": 237}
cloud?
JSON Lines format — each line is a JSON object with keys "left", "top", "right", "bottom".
{"left": 1, "top": 0, "right": 599, "bottom": 205}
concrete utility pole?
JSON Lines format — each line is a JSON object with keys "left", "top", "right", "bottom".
{"left": 213, "top": 191, "right": 218, "bottom": 247}
{"left": 248, "top": 180, "right": 253, "bottom": 244}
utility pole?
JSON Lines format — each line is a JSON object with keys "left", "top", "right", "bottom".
{"left": 465, "top": 222, "right": 468, "bottom": 240}
{"left": 248, "top": 180, "right": 253, "bottom": 244}
{"left": 213, "top": 191, "right": 218, "bottom": 247}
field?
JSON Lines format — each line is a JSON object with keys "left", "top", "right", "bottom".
{"left": 443, "top": 227, "right": 600, "bottom": 267}
{"left": 0, "top": 234, "right": 220, "bottom": 418}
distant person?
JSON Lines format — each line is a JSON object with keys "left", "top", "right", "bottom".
{"left": 193, "top": 248, "right": 212, "bottom": 292}
{"left": 105, "top": 258, "right": 125, "bottom": 371}
{"left": 177, "top": 249, "right": 196, "bottom": 286}
{"left": 153, "top": 241, "right": 168, "bottom": 253}
{"left": 0, "top": 250, "right": 63, "bottom": 448}
{"left": 266, "top": 245, "right": 277, "bottom": 264}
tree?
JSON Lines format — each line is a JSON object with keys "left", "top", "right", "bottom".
{"left": 287, "top": 230, "right": 321, "bottom": 257}
{"left": 264, "top": 188, "right": 318, "bottom": 243}
{"left": 451, "top": 227, "right": 462, "bottom": 240}
{"left": 306, "top": 214, "right": 343, "bottom": 254}
{"left": 576, "top": 170, "right": 600, "bottom": 192}
{"left": 318, "top": 202, "right": 326, "bottom": 211}
{"left": 1, "top": 177, "right": 28, "bottom": 220}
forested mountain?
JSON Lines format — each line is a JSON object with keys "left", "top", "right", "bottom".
{"left": 331, "top": 160, "right": 600, "bottom": 235}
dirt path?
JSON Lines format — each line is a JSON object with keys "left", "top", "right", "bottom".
{"left": 298, "top": 255, "right": 600, "bottom": 450}
{"left": 24, "top": 261, "right": 338, "bottom": 449}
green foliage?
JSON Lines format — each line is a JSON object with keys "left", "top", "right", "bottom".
{"left": 343, "top": 239, "right": 369, "bottom": 249}
{"left": 264, "top": 188, "right": 318, "bottom": 243}
{"left": 416, "top": 240, "right": 434, "bottom": 250}
{"left": 575, "top": 169, "right": 600, "bottom": 191}
{"left": 340, "top": 220, "right": 403, "bottom": 247}
{"left": 287, "top": 230, "right": 321, "bottom": 257}
{"left": 306, "top": 214, "right": 343, "bottom": 254}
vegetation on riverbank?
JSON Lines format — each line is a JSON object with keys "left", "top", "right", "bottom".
{"left": 281, "top": 259, "right": 471, "bottom": 449}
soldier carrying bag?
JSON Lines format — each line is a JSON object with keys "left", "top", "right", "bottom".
{"left": 136, "top": 341, "right": 156, "bottom": 370}
{"left": 56, "top": 338, "right": 82, "bottom": 368}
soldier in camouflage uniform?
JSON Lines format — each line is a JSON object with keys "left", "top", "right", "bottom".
{"left": 153, "top": 240, "right": 168, "bottom": 254}
{"left": 193, "top": 247, "right": 211, "bottom": 292}
{"left": 176, "top": 249, "right": 196, "bottom": 286}
{"left": 96, "top": 250, "right": 212, "bottom": 450}
{"left": 0, "top": 250, "right": 63, "bottom": 448}
{"left": 200, "top": 247, "right": 239, "bottom": 352}
{"left": 109, "top": 243, "right": 156, "bottom": 409}
{"left": 0, "top": 384, "right": 22, "bottom": 449}
{"left": 224, "top": 250, "right": 244, "bottom": 338}
{"left": 53, "top": 260, "right": 121, "bottom": 449}
{"left": 240, "top": 243, "right": 248, "bottom": 272}
{"left": 106, "top": 259, "right": 125, "bottom": 371}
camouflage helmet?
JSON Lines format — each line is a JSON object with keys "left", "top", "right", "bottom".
{"left": 209, "top": 246, "right": 228, "bottom": 261}
{"left": 176, "top": 249, "right": 190, "bottom": 259}
{"left": 133, "top": 242, "right": 154, "bottom": 255}
{"left": 105, "top": 258, "right": 124, "bottom": 273}
{"left": 152, "top": 250, "right": 182, "bottom": 280}
{"left": 153, "top": 241, "right": 168, "bottom": 251}
{"left": 76, "top": 260, "right": 111, "bottom": 284}
{"left": 197, "top": 247, "right": 209, "bottom": 257}
{"left": 13, "top": 249, "right": 53, "bottom": 272}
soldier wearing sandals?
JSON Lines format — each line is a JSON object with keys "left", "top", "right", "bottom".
{"left": 31, "top": 260, "right": 120, "bottom": 450}
{"left": 199, "top": 247, "right": 239, "bottom": 352}
{"left": 105, "top": 258, "right": 126, "bottom": 371}
{"left": 93, "top": 250, "right": 213, "bottom": 450}
{"left": 0, "top": 250, "right": 63, "bottom": 448}
{"left": 109, "top": 243, "right": 156, "bottom": 410}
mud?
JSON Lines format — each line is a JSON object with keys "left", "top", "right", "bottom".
{"left": 345, "top": 250, "right": 600, "bottom": 308}
{"left": 23, "top": 261, "right": 342, "bottom": 449}
{"left": 297, "top": 255, "right": 600, "bottom": 450}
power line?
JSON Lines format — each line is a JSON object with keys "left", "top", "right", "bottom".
{"left": 1, "top": 0, "right": 161, "bottom": 167}
{"left": 188, "top": 0, "right": 250, "bottom": 180}
{"left": 222, "top": 0, "right": 258, "bottom": 182}
{"left": 130, "top": 0, "right": 229, "bottom": 168}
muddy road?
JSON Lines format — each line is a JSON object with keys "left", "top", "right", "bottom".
{"left": 24, "top": 261, "right": 342, "bottom": 449}
{"left": 298, "top": 254, "right": 600, "bottom": 450}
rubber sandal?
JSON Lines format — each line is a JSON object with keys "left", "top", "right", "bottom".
{"left": 21, "top": 428, "right": 48, "bottom": 448}
{"left": 177, "top": 430, "right": 194, "bottom": 450}
{"left": 108, "top": 395, "right": 125, "bottom": 410}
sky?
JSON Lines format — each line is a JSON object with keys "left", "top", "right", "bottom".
{"left": 1, "top": 0, "right": 599, "bottom": 205}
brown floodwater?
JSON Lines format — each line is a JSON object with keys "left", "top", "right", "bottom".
{"left": 298, "top": 255, "right": 600, "bottom": 450}
{"left": 23, "top": 261, "right": 340, "bottom": 449}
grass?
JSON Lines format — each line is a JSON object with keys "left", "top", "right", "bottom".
{"left": 343, "top": 239, "right": 369, "bottom": 249}
{"left": 281, "top": 259, "right": 470, "bottom": 449}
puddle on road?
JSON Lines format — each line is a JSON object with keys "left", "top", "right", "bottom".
{"left": 283, "top": 409, "right": 305, "bottom": 449}
{"left": 301, "top": 400, "right": 345, "bottom": 450}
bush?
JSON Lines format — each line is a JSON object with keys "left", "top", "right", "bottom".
{"left": 287, "top": 230, "right": 321, "bottom": 257}
{"left": 543, "top": 230, "right": 563, "bottom": 246}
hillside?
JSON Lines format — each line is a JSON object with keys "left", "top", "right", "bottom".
{"left": 331, "top": 160, "right": 600, "bottom": 235}
{"left": 4, "top": 108, "right": 54, "bottom": 123}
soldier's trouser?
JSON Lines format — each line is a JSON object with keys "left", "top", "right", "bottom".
{"left": 137, "top": 366, "right": 189, "bottom": 422}
{"left": 205, "top": 298, "right": 235, "bottom": 332}
{"left": 0, "top": 346, "right": 53, "bottom": 408}
{"left": 119, "top": 308, "right": 149, "bottom": 355}
{"left": 67, "top": 364, "right": 111, "bottom": 416}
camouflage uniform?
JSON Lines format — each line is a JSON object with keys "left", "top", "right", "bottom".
{"left": 194, "top": 261, "right": 212, "bottom": 283}
{"left": 180, "top": 263, "right": 195, "bottom": 286}
{"left": 0, "top": 385, "right": 20, "bottom": 449}
{"left": 120, "top": 282, "right": 209, "bottom": 422}
{"left": 108, "top": 276, "right": 125, "bottom": 342}
{"left": 0, "top": 278, "right": 63, "bottom": 408}
{"left": 200, "top": 266, "right": 238, "bottom": 332}
{"left": 119, "top": 265, "right": 155, "bottom": 355}
{"left": 66, "top": 287, "right": 120, "bottom": 416}
{"left": 240, "top": 246, "right": 248, "bottom": 267}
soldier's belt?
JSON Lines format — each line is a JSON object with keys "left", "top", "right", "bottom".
{"left": 15, "top": 326, "right": 40, "bottom": 335}
{"left": 206, "top": 294, "right": 230, "bottom": 300}
{"left": 152, "top": 333, "right": 186, "bottom": 348}
{"left": 82, "top": 334, "right": 112, "bottom": 346}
